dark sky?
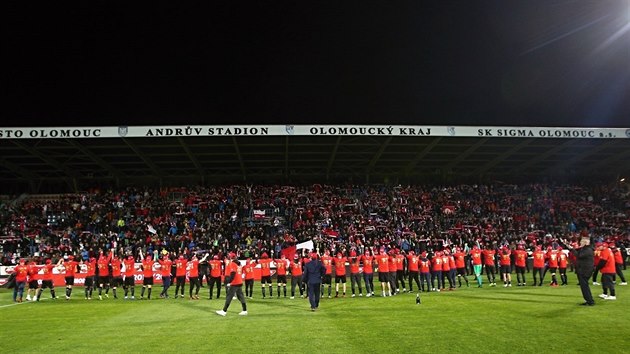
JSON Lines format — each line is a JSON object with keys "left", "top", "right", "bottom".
{"left": 3, "top": 1, "right": 630, "bottom": 127}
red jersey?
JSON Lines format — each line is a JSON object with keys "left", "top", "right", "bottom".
{"left": 123, "top": 259, "right": 135, "bottom": 277}
{"left": 64, "top": 260, "right": 78, "bottom": 277}
{"left": 334, "top": 256, "right": 347, "bottom": 276}
{"left": 395, "top": 255, "right": 405, "bottom": 271}
{"left": 209, "top": 259, "right": 222, "bottom": 277}
{"left": 547, "top": 250, "right": 559, "bottom": 268}
{"left": 27, "top": 263, "right": 39, "bottom": 281}
{"left": 244, "top": 262, "right": 255, "bottom": 280}
{"left": 420, "top": 259, "right": 431, "bottom": 273}
{"left": 431, "top": 256, "right": 443, "bottom": 271}
{"left": 593, "top": 248, "right": 601, "bottom": 266}
{"left": 376, "top": 254, "right": 389, "bottom": 273}
{"left": 613, "top": 249, "right": 623, "bottom": 265}
{"left": 258, "top": 258, "right": 272, "bottom": 276}
{"left": 449, "top": 255, "right": 456, "bottom": 269}
{"left": 175, "top": 258, "right": 187, "bottom": 277}
{"left": 532, "top": 250, "right": 545, "bottom": 268}
{"left": 42, "top": 263, "right": 55, "bottom": 281}
{"left": 142, "top": 258, "right": 154, "bottom": 278}
{"left": 514, "top": 249, "right": 527, "bottom": 267}
{"left": 85, "top": 259, "right": 96, "bottom": 277}
{"left": 558, "top": 252, "right": 568, "bottom": 268}
{"left": 159, "top": 258, "right": 172, "bottom": 277}
{"left": 470, "top": 249, "right": 482, "bottom": 265}
{"left": 111, "top": 258, "right": 122, "bottom": 277}
{"left": 188, "top": 259, "right": 199, "bottom": 278}
{"left": 483, "top": 249, "right": 496, "bottom": 266}
{"left": 407, "top": 255, "right": 419, "bottom": 272}
{"left": 600, "top": 248, "right": 616, "bottom": 274}
{"left": 362, "top": 255, "right": 374, "bottom": 274}
{"left": 387, "top": 256, "right": 397, "bottom": 273}
{"left": 13, "top": 264, "right": 28, "bottom": 282}
{"left": 275, "top": 259, "right": 288, "bottom": 276}
{"left": 226, "top": 261, "right": 243, "bottom": 286}
{"left": 499, "top": 250, "right": 511, "bottom": 266}
{"left": 321, "top": 256, "right": 333, "bottom": 275}
{"left": 454, "top": 252, "right": 466, "bottom": 269}
{"left": 349, "top": 257, "right": 360, "bottom": 274}
{"left": 441, "top": 256, "right": 450, "bottom": 271}
{"left": 98, "top": 257, "right": 110, "bottom": 276}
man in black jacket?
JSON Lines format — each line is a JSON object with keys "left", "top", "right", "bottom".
{"left": 567, "top": 236, "right": 595, "bottom": 306}
{"left": 302, "top": 252, "right": 326, "bottom": 311}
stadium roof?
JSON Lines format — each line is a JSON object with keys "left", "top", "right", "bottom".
{"left": 1, "top": 125, "right": 629, "bottom": 193}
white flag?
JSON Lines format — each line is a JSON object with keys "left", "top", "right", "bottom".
{"left": 296, "top": 240, "right": 314, "bottom": 251}
{"left": 147, "top": 224, "right": 157, "bottom": 234}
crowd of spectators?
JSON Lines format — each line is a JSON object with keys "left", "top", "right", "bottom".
{"left": 1, "top": 182, "right": 629, "bottom": 266}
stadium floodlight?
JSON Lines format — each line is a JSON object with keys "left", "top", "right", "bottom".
{"left": 620, "top": 177, "right": 626, "bottom": 182}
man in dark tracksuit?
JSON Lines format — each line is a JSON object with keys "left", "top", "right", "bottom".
{"left": 569, "top": 237, "right": 595, "bottom": 306}
{"left": 302, "top": 252, "right": 326, "bottom": 311}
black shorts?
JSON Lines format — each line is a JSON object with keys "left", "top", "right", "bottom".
{"left": 335, "top": 275, "right": 346, "bottom": 283}
{"left": 85, "top": 276, "right": 94, "bottom": 287}
{"left": 277, "top": 275, "right": 287, "bottom": 284}
{"left": 500, "top": 265, "right": 511, "bottom": 274}
{"left": 98, "top": 276, "right": 110, "bottom": 285}
{"left": 111, "top": 276, "right": 123, "bottom": 287}
{"left": 378, "top": 272, "right": 389, "bottom": 282}
{"left": 124, "top": 276, "right": 135, "bottom": 287}
{"left": 143, "top": 277, "right": 154, "bottom": 286}
{"left": 261, "top": 275, "right": 272, "bottom": 284}
{"left": 29, "top": 280, "right": 38, "bottom": 289}
{"left": 41, "top": 280, "right": 53, "bottom": 289}
{"left": 485, "top": 265, "right": 495, "bottom": 273}
{"left": 65, "top": 276, "right": 75, "bottom": 286}
{"left": 323, "top": 274, "right": 332, "bottom": 284}
{"left": 515, "top": 266, "right": 526, "bottom": 273}
{"left": 547, "top": 267, "right": 557, "bottom": 273}
{"left": 457, "top": 268, "right": 466, "bottom": 276}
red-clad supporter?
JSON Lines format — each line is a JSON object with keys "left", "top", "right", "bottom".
{"left": 320, "top": 251, "right": 333, "bottom": 298}
{"left": 406, "top": 251, "right": 420, "bottom": 292}
{"left": 453, "top": 248, "right": 469, "bottom": 288}
{"left": 482, "top": 248, "right": 497, "bottom": 286}
{"left": 333, "top": 253, "right": 347, "bottom": 297}
{"left": 557, "top": 247, "right": 569, "bottom": 286}
{"left": 419, "top": 252, "right": 431, "bottom": 292}
{"left": 140, "top": 254, "right": 155, "bottom": 300}
{"left": 36, "top": 259, "right": 57, "bottom": 301}
{"left": 546, "top": 247, "right": 559, "bottom": 287}
{"left": 431, "top": 251, "right": 443, "bottom": 291}
{"left": 610, "top": 244, "right": 627, "bottom": 285}
{"left": 532, "top": 246, "right": 545, "bottom": 286}
{"left": 244, "top": 259, "right": 256, "bottom": 298}
{"left": 347, "top": 250, "right": 362, "bottom": 297}
{"left": 257, "top": 252, "right": 273, "bottom": 298}
{"left": 97, "top": 251, "right": 111, "bottom": 300}
{"left": 174, "top": 255, "right": 187, "bottom": 299}
{"left": 441, "top": 250, "right": 453, "bottom": 290}
{"left": 215, "top": 252, "right": 247, "bottom": 317}
{"left": 514, "top": 245, "right": 528, "bottom": 286}
{"left": 289, "top": 255, "right": 304, "bottom": 299}
{"left": 498, "top": 247, "right": 512, "bottom": 287}
{"left": 11, "top": 258, "right": 28, "bottom": 302}
{"left": 82, "top": 257, "right": 96, "bottom": 300}
{"left": 26, "top": 260, "right": 39, "bottom": 301}
{"left": 362, "top": 249, "right": 375, "bottom": 297}
{"left": 110, "top": 255, "right": 122, "bottom": 298}
{"left": 375, "top": 250, "right": 391, "bottom": 297}
{"left": 188, "top": 253, "right": 205, "bottom": 299}
{"left": 63, "top": 255, "right": 79, "bottom": 300}
{"left": 275, "top": 255, "right": 289, "bottom": 298}
{"left": 395, "top": 252, "right": 407, "bottom": 293}
{"left": 387, "top": 252, "right": 398, "bottom": 294}
{"left": 123, "top": 255, "right": 136, "bottom": 299}
{"left": 596, "top": 244, "right": 617, "bottom": 300}
{"left": 209, "top": 255, "right": 223, "bottom": 299}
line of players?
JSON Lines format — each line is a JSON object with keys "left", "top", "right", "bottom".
{"left": 9, "top": 241, "right": 626, "bottom": 303}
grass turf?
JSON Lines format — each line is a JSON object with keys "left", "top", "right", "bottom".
{"left": 1, "top": 273, "right": 628, "bottom": 354}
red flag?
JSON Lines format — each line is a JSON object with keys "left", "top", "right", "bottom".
{"left": 324, "top": 229, "right": 339, "bottom": 238}
{"left": 281, "top": 246, "right": 297, "bottom": 260}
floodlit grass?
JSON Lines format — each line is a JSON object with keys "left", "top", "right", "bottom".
{"left": 1, "top": 272, "right": 629, "bottom": 354}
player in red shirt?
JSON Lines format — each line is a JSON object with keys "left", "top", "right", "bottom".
{"left": 244, "top": 258, "right": 256, "bottom": 299}
{"left": 333, "top": 252, "right": 347, "bottom": 297}
{"left": 482, "top": 247, "right": 497, "bottom": 287}
{"left": 387, "top": 251, "right": 398, "bottom": 294}
{"left": 157, "top": 253, "right": 172, "bottom": 299}
{"left": 62, "top": 255, "right": 79, "bottom": 300}
{"left": 470, "top": 245, "right": 483, "bottom": 287}
{"left": 97, "top": 251, "right": 112, "bottom": 300}
{"left": 395, "top": 251, "right": 407, "bottom": 293}
{"left": 140, "top": 253, "right": 155, "bottom": 300}
{"left": 546, "top": 246, "right": 559, "bottom": 287}
{"left": 441, "top": 250, "right": 454, "bottom": 290}
{"left": 592, "top": 242, "right": 602, "bottom": 285}
{"left": 26, "top": 260, "right": 39, "bottom": 301}
{"left": 215, "top": 252, "right": 247, "bottom": 316}
{"left": 431, "top": 251, "right": 443, "bottom": 292}
{"left": 362, "top": 249, "right": 375, "bottom": 297}
{"left": 419, "top": 251, "right": 431, "bottom": 292}
{"left": 188, "top": 253, "right": 207, "bottom": 299}
{"left": 36, "top": 258, "right": 57, "bottom": 301}
{"left": 275, "top": 254, "right": 289, "bottom": 298}
{"left": 110, "top": 255, "right": 123, "bottom": 298}
{"left": 557, "top": 246, "right": 569, "bottom": 286}
{"left": 596, "top": 244, "right": 617, "bottom": 300}
{"left": 257, "top": 252, "right": 273, "bottom": 298}
{"left": 289, "top": 255, "right": 304, "bottom": 299}
{"left": 83, "top": 257, "right": 96, "bottom": 300}
{"left": 406, "top": 251, "right": 421, "bottom": 292}
{"left": 209, "top": 255, "right": 223, "bottom": 299}
{"left": 513, "top": 244, "right": 528, "bottom": 286}
{"left": 348, "top": 250, "right": 363, "bottom": 297}
{"left": 320, "top": 250, "right": 334, "bottom": 298}
{"left": 174, "top": 255, "right": 188, "bottom": 298}
{"left": 532, "top": 246, "right": 545, "bottom": 286}
{"left": 453, "top": 248, "right": 469, "bottom": 288}
{"left": 123, "top": 255, "right": 136, "bottom": 299}
{"left": 11, "top": 258, "right": 28, "bottom": 302}
{"left": 375, "top": 249, "right": 391, "bottom": 297}
{"left": 498, "top": 247, "right": 512, "bottom": 287}
{"left": 610, "top": 244, "right": 627, "bottom": 285}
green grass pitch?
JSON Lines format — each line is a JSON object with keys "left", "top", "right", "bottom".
{"left": 1, "top": 273, "right": 628, "bottom": 354}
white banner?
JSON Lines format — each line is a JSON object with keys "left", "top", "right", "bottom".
{"left": 0, "top": 125, "right": 628, "bottom": 139}
{"left": 296, "top": 240, "right": 314, "bottom": 251}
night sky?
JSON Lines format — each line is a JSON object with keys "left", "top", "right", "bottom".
{"left": 4, "top": 1, "right": 630, "bottom": 127}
